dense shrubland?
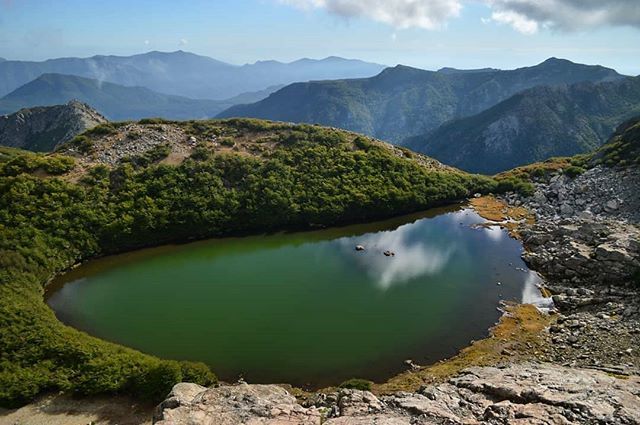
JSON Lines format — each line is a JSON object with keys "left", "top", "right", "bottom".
{"left": 1, "top": 119, "right": 506, "bottom": 407}
{"left": 592, "top": 116, "right": 640, "bottom": 167}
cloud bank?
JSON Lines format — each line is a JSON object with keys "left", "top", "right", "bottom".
{"left": 279, "top": 0, "right": 640, "bottom": 34}
{"left": 490, "top": 0, "right": 640, "bottom": 33}
{"left": 280, "top": 0, "right": 462, "bottom": 29}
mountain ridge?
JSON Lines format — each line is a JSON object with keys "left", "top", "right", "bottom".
{"left": 0, "top": 51, "right": 386, "bottom": 100}
{"left": 407, "top": 76, "right": 640, "bottom": 174}
{"left": 0, "top": 73, "right": 272, "bottom": 120}
{"left": 0, "top": 100, "right": 107, "bottom": 151}
{"left": 218, "top": 58, "right": 625, "bottom": 143}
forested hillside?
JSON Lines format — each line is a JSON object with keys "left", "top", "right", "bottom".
{"left": 408, "top": 76, "right": 640, "bottom": 174}
{"left": 220, "top": 58, "right": 623, "bottom": 144}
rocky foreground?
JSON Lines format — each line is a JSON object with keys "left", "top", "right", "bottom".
{"left": 154, "top": 165, "right": 640, "bottom": 424}
{"left": 155, "top": 363, "right": 640, "bottom": 424}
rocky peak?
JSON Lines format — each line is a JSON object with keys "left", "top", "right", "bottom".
{"left": 0, "top": 101, "right": 107, "bottom": 152}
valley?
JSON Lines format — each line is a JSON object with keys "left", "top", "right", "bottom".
{"left": 1, "top": 8, "right": 639, "bottom": 421}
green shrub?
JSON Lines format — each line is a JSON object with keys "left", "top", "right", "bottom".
{"left": 180, "top": 362, "right": 217, "bottom": 386}
{"left": 339, "top": 378, "right": 373, "bottom": 391}
{"left": 67, "top": 135, "right": 94, "bottom": 154}
{"left": 495, "top": 177, "right": 535, "bottom": 197}
{"left": 0, "top": 153, "right": 74, "bottom": 176}
{"left": 128, "top": 361, "right": 183, "bottom": 402}
{"left": 219, "top": 137, "right": 235, "bottom": 147}
{"left": 86, "top": 124, "right": 117, "bottom": 137}
{"left": 354, "top": 136, "right": 372, "bottom": 150}
{"left": 125, "top": 144, "right": 171, "bottom": 167}
{"left": 191, "top": 146, "right": 213, "bottom": 161}
{"left": 564, "top": 166, "right": 585, "bottom": 178}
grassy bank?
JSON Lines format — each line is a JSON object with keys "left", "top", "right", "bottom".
{"left": 0, "top": 119, "right": 505, "bottom": 408}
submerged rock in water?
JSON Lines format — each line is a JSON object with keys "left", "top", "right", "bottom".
{"left": 154, "top": 363, "right": 640, "bottom": 424}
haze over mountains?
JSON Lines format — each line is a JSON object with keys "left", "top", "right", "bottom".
{"left": 0, "top": 51, "right": 386, "bottom": 100}
{"left": 1, "top": 51, "right": 639, "bottom": 174}
{"left": 0, "top": 74, "right": 243, "bottom": 120}
{"left": 220, "top": 58, "right": 623, "bottom": 143}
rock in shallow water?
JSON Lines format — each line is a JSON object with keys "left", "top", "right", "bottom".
{"left": 154, "top": 363, "right": 640, "bottom": 424}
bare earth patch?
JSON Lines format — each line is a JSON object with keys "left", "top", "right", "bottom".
{"left": 0, "top": 393, "right": 153, "bottom": 425}
{"left": 470, "top": 195, "right": 534, "bottom": 237}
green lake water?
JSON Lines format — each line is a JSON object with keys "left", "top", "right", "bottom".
{"left": 46, "top": 206, "right": 544, "bottom": 388}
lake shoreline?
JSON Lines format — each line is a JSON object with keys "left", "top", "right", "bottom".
{"left": 45, "top": 203, "right": 532, "bottom": 389}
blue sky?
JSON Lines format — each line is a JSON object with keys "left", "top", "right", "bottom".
{"left": 1, "top": 0, "right": 639, "bottom": 74}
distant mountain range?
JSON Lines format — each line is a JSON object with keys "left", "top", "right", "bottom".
{"left": 219, "top": 58, "right": 624, "bottom": 144}
{"left": 406, "top": 76, "right": 640, "bottom": 174}
{"left": 2, "top": 54, "right": 638, "bottom": 174}
{"left": 0, "top": 51, "right": 386, "bottom": 100}
{"left": 0, "top": 100, "right": 106, "bottom": 152}
{"left": 0, "top": 73, "right": 268, "bottom": 120}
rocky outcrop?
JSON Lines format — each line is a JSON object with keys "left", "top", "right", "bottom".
{"left": 503, "top": 165, "right": 639, "bottom": 288}
{"left": 0, "top": 100, "right": 106, "bottom": 151}
{"left": 521, "top": 166, "right": 640, "bottom": 223}
{"left": 502, "top": 164, "right": 640, "bottom": 371}
{"left": 154, "top": 383, "right": 323, "bottom": 424}
{"left": 522, "top": 220, "right": 639, "bottom": 286}
{"left": 154, "top": 363, "right": 640, "bottom": 424}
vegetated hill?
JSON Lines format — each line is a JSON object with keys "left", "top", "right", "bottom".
{"left": 0, "top": 118, "right": 514, "bottom": 408}
{"left": 223, "top": 84, "right": 285, "bottom": 105}
{"left": 591, "top": 115, "right": 640, "bottom": 167}
{"left": 219, "top": 58, "right": 624, "bottom": 143}
{"left": 0, "top": 100, "right": 106, "bottom": 151}
{"left": 0, "top": 51, "right": 386, "bottom": 99}
{"left": 0, "top": 73, "right": 244, "bottom": 120}
{"left": 437, "top": 67, "right": 499, "bottom": 74}
{"left": 495, "top": 114, "right": 640, "bottom": 184}
{"left": 407, "top": 76, "right": 640, "bottom": 174}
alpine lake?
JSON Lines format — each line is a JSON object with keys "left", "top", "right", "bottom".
{"left": 46, "top": 205, "right": 546, "bottom": 389}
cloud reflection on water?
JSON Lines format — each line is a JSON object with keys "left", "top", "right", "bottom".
{"left": 521, "top": 270, "right": 554, "bottom": 311}
{"left": 483, "top": 225, "right": 506, "bottom": 242}
{"left": 340, "top": 221, "right": 455, "bottom": 289}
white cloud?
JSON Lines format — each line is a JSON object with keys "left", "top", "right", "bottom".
{"left": 279, "top": 0, "right": 463, "bottom": 30}
{"left": 488, "top": 0, "right": 640, "bottom": 33}
{"left": 179, "top": 38, "right": 188, "bottom": 46}
{"left": 490, "top": 9, "right": 539, "bottom": 34}
{"left": 279, "top": 0, "right": 640, "bottom": 33}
